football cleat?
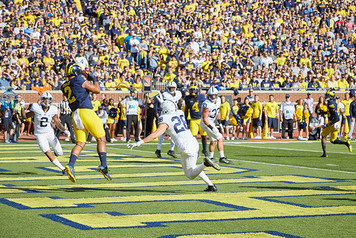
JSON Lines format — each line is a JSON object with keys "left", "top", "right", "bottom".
{"left": 204, "top": 157, "right": 221, "bottom": 171}
{"left": 320, "top": 154, "right": 328, "bottom": 158}
{"left": 97, "top": 165, "right": 112, "bottom": 181}
{"left": 204, "top": 184, "right": 218, "bottom": 192}
{"left": 155, "top": 149, "right": 162, "bottom": 158}
{"left": 346, "top": 140, "right": 353, "bottom": 152}
{"left": 65, "top": 165, "right": 76, "bottom": 183}
{"left": 167, "top": 150, "right": 178, "bottom": 158}
{"left": 219, "top": 157, "right": 233, "bottom": 164}
{"left": 210, "top": 158, "right": 218, "bottom": 163}
{"left": 62, "top": 169, "right": 67, "bottom": 176}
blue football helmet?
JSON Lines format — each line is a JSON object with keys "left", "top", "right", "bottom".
{"left": 65, "top": 62, "right": 82, "bottom": 77}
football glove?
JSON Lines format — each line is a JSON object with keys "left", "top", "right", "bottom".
{"left": 64, "top": 130, "right": 70, "bottom": 136}
{"left": 127, "top": 140, "right": 144, "bottom": 149}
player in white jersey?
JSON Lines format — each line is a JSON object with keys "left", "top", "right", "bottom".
{"left": 21, "top": 92, "right": 70, "bottom": 175}
{"left": 155, "top": 81, "right": 182, "bottom": 159}
{"left": 128, "top": 99, "right": 221, "bottom": 191}
{"left": 201, "top": 87, "right": 232, "bottom": 164}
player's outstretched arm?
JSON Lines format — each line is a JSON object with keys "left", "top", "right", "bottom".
{"left": 20, "top": 107, "right": 34, "bottom": 119}
{"left": 127, "top": 123, "right": 168, "bottom": 149}
{"left": 52, "top": 114, "right": 68, "bottom": 133}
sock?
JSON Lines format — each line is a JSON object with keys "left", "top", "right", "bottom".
{"left": 157, "top": 134, "right": 164, "bottom": 150}
{"left": 99, "top": 152, "right": 107, "bottom": 168}
{"left": 219, "top": 150, "right": 225, "bottom": 158}
{"left": 198, "top": 171, "right": 214, "bottom": 186}
{"left": 68, "top": 154, "right": 78, "bottom": 167}
{"left": 322, "top": 145, "right": 327, "bottom": 155}
{"left": 209, "top": 152, "right": 214, "bottom": 158}
{"left": 169, "top": 139, "right": 175, "bottom": 150}
{"left": 332, "top": 139, "right": 348, "bottom": 145}
{"left": 202, "top": 142, "right": 207, "bottom": 152}
{"left": 52, "top": 158, "right": 64, "bottom": 170}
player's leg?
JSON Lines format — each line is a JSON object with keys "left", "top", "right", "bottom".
{"left": 37, "top": 134, "right": 65, "bottom": 172}
{"left": 320, "top": 126, "right": 331, "bottom": 157}
{"left": 167, "top": 138, "right": 177, "bottom": 158}
{"left": 81, "top": 109, "right": 111, "bottom": 181}
{"left": 180, "top": 147, "right": 218, "bottom": 191}
{"left": 156, "top": 133, "right": 165, "bottom": 158}
{"left": 330, "top": 127, "right": 352, "bottom": 152}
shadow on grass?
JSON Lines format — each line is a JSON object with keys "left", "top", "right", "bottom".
{"left": 323, "top": 198, "right": 356, "bottom": 202}
{"left": 238, "top": 185, "right": 352, "bottom": 192}
{"left": 0, "top": 172, "right": 38, "bottom": 176}
{"left": 234, "top": 154, "right": 313, "bottom": 158}
{"left": 59, "top": 187, "right": 183, "bottom": 193}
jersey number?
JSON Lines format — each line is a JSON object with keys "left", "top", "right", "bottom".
{"left": 210, "top": 108, "right": 218, "bottom": 118}
{"left": 171, "top": 115, "right": 188, "bottom": 134}
{"left": 63, "top": 86, "right": 76, "bottom": 104}
{"left": 192, "top": 102, "right": 199, "bottom": 112}
{"left": 40, "top": 117, "right": 49, "bottom": 127}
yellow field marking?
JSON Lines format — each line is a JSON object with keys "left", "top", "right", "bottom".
{"left": 38, "top": 165, "right": 243, "bottom": 173}
{"left": 0, "top": 167, "right": 239, "bottom": 183}
{"left": 335, "top": 185, "right": 356, "bottom": 191}
{"left": 0, "top": 185, "right": 28, "bottom": 194}
{"left": 0, "top": 175, "right": 341, "bottom": 194}
{"left": 41, "top": 190, "right": 356, "bottom": 228}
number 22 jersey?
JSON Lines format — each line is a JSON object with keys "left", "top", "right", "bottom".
{"left": 30, "top": 103, "right": 58, "bottom": 135}
{"left": 158, "top": 110, "right": 198, "bottom": 153}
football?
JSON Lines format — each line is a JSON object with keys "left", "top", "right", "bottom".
{"left": 82, "top": 70, "right": 90, "bottom": 78}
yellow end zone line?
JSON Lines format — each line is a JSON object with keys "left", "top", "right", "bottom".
{"left": 0, "top": 168, "right": 232, "bottom": 182}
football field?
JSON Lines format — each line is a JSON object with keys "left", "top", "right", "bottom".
{"left": 0, "top": 140, "right": 355, "bottom": 238}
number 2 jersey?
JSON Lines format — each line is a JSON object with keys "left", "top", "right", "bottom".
{"left": 61, "top": 74, "right": 93, "bottom": 111}
{"left": 30, "top": 103, "right": 58, "bottom": 135}
{"left": 158, "top": 110, "right": 198, "bottom": 153}
{"left": 201, "top": 97, "right": 221, "bottom": 125}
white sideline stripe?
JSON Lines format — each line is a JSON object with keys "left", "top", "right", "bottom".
{"left": 2, "top": 143, "right": 355, "bottom": 174}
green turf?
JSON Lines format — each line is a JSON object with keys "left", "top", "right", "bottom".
{"left": 0, "top": 140, "right": 355, "bottom": 238}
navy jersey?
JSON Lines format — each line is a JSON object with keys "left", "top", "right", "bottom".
{"left": 327, "top": 99, "right": 339, "bottom": 124}
{"left": 61, "top": 75, "right": 93, "bottom": 111}
{"left": 185, "top": 94, "right": 205, "bottom": 119}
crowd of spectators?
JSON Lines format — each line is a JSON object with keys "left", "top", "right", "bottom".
{"left": 1, "top": 0, "right": 356, "bottom": 93}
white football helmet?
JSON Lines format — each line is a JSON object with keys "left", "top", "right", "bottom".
{"left": 40, "top": 91, "right": 53, "bottom": 107}
{"left": 207, "top": 87, "right": 219, "bottom": 102}
{"left": 160, "top": 100, "right": 176, "bottom": 115}
{"left": 166, "top": 81, "right": 177, "bottom": 94}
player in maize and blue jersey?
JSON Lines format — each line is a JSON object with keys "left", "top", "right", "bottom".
{"left": 61, "top": 62, "right": 111, "bottom": 182}
{"left": 184, "top": 84, "right": 208, "bottom": 156}
{"left": 320, "top": 89, "right": 352, "bottom": 157}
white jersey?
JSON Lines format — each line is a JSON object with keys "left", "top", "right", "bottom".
{"left": 202, "top": 97, "right": 221, "bottom": 124}
{"left": 31, "top": 103, "right": 58, "bottom": 135}
{"left": 162, "top": 91, "right": 182, "bottom": 104}
{"left": 158, "top": 110, "right": 198, "bottom": 153}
